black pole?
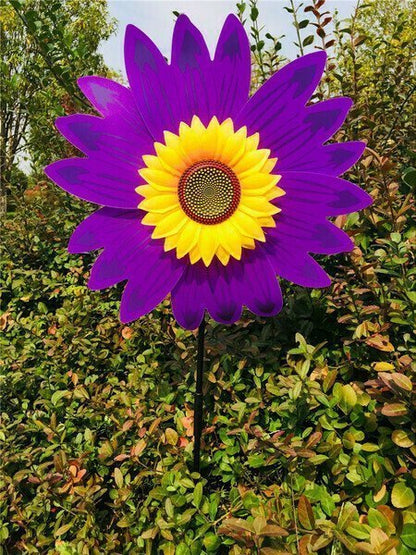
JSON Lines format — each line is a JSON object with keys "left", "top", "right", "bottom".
{"left": 193, "top": 316, "right": 205, "bottom": 473}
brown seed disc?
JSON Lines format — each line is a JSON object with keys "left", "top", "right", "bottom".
{"left": 178, "top": 160, "right": 241, "bottom": 225}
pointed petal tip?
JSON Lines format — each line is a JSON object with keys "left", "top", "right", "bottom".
{"left": 224, "top": 13, "right": 242, "bottom": 23}
{"left": 314, "top": 272, "right": 332, "bottom": 288}
{"left": 361, "top": 189, "right": 374, "bottom": 209}
{"left": 67, "top": 240, "right": 84, "bottom": 255}
{"left": 125, "top": 23, "right": 140, "bottom": 38}
{"left": 174, "top": 13, "right": 191, "bottom": 24}
{"left": 44, "top": 161, "right": 59, "bottom": 181}
{"left": 87, "top": 274, "right": 102, "bottom": 291}
{"left": 76, "top": 75, "right": 102, "bottom": 95}
{"left": 119, "top": 306, "right": 134, "bottom": 324}
{"left": 306, "top": 49, "right": 328, "bottom": 63}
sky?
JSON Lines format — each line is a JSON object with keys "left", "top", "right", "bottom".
{"left": 99, "top": 0, "right": 357, "bottom": 78}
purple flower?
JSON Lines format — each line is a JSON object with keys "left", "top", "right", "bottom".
{"left": 45, "top": 14, "right": 372, "bottom": 330}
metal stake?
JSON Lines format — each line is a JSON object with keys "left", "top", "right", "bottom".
{"left": 193, "top": 316, "right": 205, "bottom": 473}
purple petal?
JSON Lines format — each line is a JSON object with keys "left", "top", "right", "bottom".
{"left": 171, "top": 14, "right": 215, "bottom": 126}
{"left": 171, "top": 264, "right": 208, "bottom": 329}
{"left": 283, "top": 141, "right": 366, "bottom": 175}
{"left": 89, "top": 235, "right": 150, "bottom": 289}
{"left": 173, "top": 261, "right": 242, "bottom": 327}
{"left": 77, "top": 76, "right": 144, "bottom": 129}
{"left": 276, "top": 172, "right": 373, "bottom": 216}
{"left": 269, "top": 215, "right": 354, "bottom": 254}
{"left": 172, "top": 251, "right": 283, "bottom": 329}
{"left": 263, "top": 236, "right": 331, "bottom": 287}
{"left": 213, "top": 14, "right": 251, "bottom": 120}
{"left": 55, "top": 114, "right": 152, "bottom": 168}
{"left": 119, "top": 245, "right": 184, "bottom": 323}
{"left": 236, "top": 51, "right": 327, "bottom": 135}
{"left": 237, "top": 250, "right": 283, "bottom": 317}
{"left": 124, "top": 16, "right": 251, "bottom": 140}
{"left": 45, "top": 158, "right": 141, "bottom": 208}
{"left": 269, "top": 97, "right": 353, "bottom": 165}
{"left": 205, "top": 259, "right": 244, "bottom": 324}
{"left": 68, "top": 208, "right": 148, "bottom": 254}
{"left": 124, "top": 24, "right": 178, "bottom": 140}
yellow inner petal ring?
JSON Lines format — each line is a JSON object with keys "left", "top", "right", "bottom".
{"left": 178, "top": 160, "right": 241, "bottom": 225}
{"left": 137, "top": 116, "right": 285, "bottom": 267}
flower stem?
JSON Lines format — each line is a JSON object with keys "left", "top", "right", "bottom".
{"left": 193, "top": 316, "right": 205, "bottom": 473}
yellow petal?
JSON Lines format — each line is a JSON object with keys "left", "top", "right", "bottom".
{"left": 178, "top": 125, "right": 204, "bottom": 162}
{"left": 139, "top": 168, "right": 178, "bottom": 191}
{"left": 239, "top": 196, "right": 280, "bottom": 217}
{"left": 189, "top": 244, "right": 202, "bottom": 264}
{"left": 164, "top": 234, "right": 179, "bottom": 252}
{"left": 151, "top": 210, "right": 187, "bottom": 238}
{"left": 230, "top": 211, "right": 265, "bottom": 241}
{"left": 263, "top": 157, "right": 278, "bottom": 174}
{"left": 218, "top": 220, "right": 242, "bottom": 260}
{"left": 220, "top": 126, "right": 247, "bottom": 166}
{"left": 213, "top": 118, "right": 235, "bottom": 159}
{"left": 163, "top": 130, "right": 181, "bottom": 150}
{"left": 190, "top": 115, "right": 205, "bottom": 133}
{"left": 176, "top": 220, "right": 201, "bottom": 258}
{"left": 241, "top": 236, "right": 256, "bottom": 249}
{"left": 233, "top": 149, "right": 271, "bottom": 175}
{"left": 199, "top": 225, "right": 219, "bottom": 266}
{"left": 266, "top": 186, "right": 285, "bottom": 201}
{"left": 239, "top": 173, "right": 281, "bottom": 194}
{"left": 220, "top": 118, "right": 234, "bottom": 133}
{"left": 178, "top": 116, "right": 221, "bottom": 161}
{"left": 154, "top": 143, "right": 187, "bottom": 175}
{"left": 142, "top": 154, "right": 165, "bottom": 171}
{"left": 138, "top": 194, "right": 178, "bottom": 213}
{"left": 216, "top": 245, "right": 230, "bottom": 265}
{"left": 244, "top": 132, "right": 260, "bottom": 153}
{"left": 135, "top": 184, "right": 160, "bottom": 199}
{"left": 141, "top": 211, "right": 165, "bottom": 225}
{"left": 257, "top": 215, "right": 276, "bottom": 228}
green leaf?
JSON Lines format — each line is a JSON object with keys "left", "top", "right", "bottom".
{"left": 401, "top": 524, "right": 416, "bottom": 549}
{"left": 114, "top": 467, "right": 123, "bottom": 488}
{"left": 391, "top": 483, "right": 415, "bottom": 508}
{"left": 367, "top": 508, "right": 389, "bottom": 531}
{"left": 203, "top": 534, "right": 221, "bottom": 552}
{"left": 338, "top": 385, "right": 357, "bottom": 414}
{"left": 402, "top": 167, "right": 416, "bottom": 188}
{"left": 337, "top": 502, "right": 357, "bottom": 531}
{"left": 392, "top": 430, "right": 414, "bottom": 448}
{"left": 176, "top": 543, "right": 191, "bottom": 555}
{"left": 193, "top": 482, "right": 203, "bottom": 509}
{"left": 347, "top": 522, "right": 370, "bottom": 540}
{"left": 55, "top": 522, "right": 73, "bottom": 536}
{"left": 381, "top": 403, "right": 408, "bottom": 417}
{"left": 247, "top": 454, "right": 265, "bottom": 468}
{"left": 51, "top": 390, "right": 70, "bottom": 406}
{"left": 309, "top": 455, "right": 329, "bottom": 465}
{"left": 302, "top": 35, "right": 314, "bottom": 46}
{"left": 390, "top": 373, "right": 412, "bottom": 392}
{"left": 250, "top": 6, "right": 259, "bottom": 20}
{"left": 298, "top": 495, "right": 315, "bottom": 530}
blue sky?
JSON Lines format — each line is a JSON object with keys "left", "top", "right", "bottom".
{"left": 99, "top": 0, "right": 356, "bottom": 78}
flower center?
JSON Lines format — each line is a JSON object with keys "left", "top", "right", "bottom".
{"left": 178, "top": 160, "right": 241, "bottom": 225}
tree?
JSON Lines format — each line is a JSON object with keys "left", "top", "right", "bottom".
{"left": 0, "top": 0, "right": 116, "bottom": 214}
